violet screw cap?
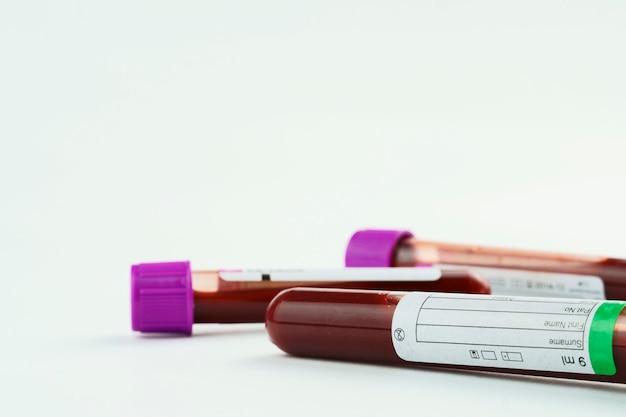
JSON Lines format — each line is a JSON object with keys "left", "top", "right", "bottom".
{"left": 345, "top": 229, "right": 414, "bottom": 267}
{"left": 131, "top": 261, "right": 193, "bottom": 334}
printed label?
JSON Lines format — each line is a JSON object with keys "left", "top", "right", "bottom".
{"left": 437, "top": 264, "right": 605, "bottom": 299}
{"left": 219, "top": 267, "right": 442, "bottom": 282}
{"left": 391, "top": 292, "right": 625, "bottom": 375}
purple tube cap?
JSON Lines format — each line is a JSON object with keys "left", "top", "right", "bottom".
{"left": 131, "top": 261, "right": 194, "bottom": 334}
{"left": 345, "top": 229, "right": 414, "bottom": 267}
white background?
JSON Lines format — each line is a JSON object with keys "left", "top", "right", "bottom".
{"left": 2, "top": 1, "right": 626, "bottom": 416}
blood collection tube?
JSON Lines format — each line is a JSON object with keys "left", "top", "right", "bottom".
{"left": 266, "top": 287, "right": 626, "bottom": 384}
{"left": 345, "top": 229, "right": 626, "bottom": 300}
{"left": 131, "top": 261, "right": 489, "bottom": 334}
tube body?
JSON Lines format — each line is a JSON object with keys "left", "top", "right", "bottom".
{"left": 193, "top": 268, "right": 489, "bottom": 323}
{"left": 266, "top": 288, "right": 626, "bottom": 384}
{"left": 394, "top": 237, "right": 626, "bottom": 300}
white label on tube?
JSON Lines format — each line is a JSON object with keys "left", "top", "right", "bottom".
{"left": 219, "top": 267, "right": 442, "bottom": 282}
{"left": 436, "top": 264, "right": 605, "bottom": 299}
{"left": 392, "top": 292, "right": 625, "bottom": 375}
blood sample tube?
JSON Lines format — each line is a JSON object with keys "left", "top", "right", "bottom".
{"left": 266, "top": 287, "right": 626, "bottom": 384}
{"left": 131, "top": 261, "right": 489, "bottom": 334}
{"left": 345, "top": 229, "right": 626, "bottom": 300}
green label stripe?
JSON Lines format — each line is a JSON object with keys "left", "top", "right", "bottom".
{"left": 589, "top": 302, "right": 626, "bottom": 375}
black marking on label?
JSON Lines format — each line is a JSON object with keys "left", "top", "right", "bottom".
{"left": 262, "top": 273, "right": 270, "bottom": 281}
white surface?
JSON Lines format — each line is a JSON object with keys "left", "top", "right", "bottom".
{"left": 2, "top": 1, "right": 626, "bottom": 416}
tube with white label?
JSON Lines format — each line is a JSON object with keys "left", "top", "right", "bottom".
{"left": 131, "top": 261, "right": 489, "bottom": 334}
{"left": 345, "top": 229, "right": 626, "bottom": 300}
{"left": 266, "top": 287, "right": 626, "bottom": 384}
